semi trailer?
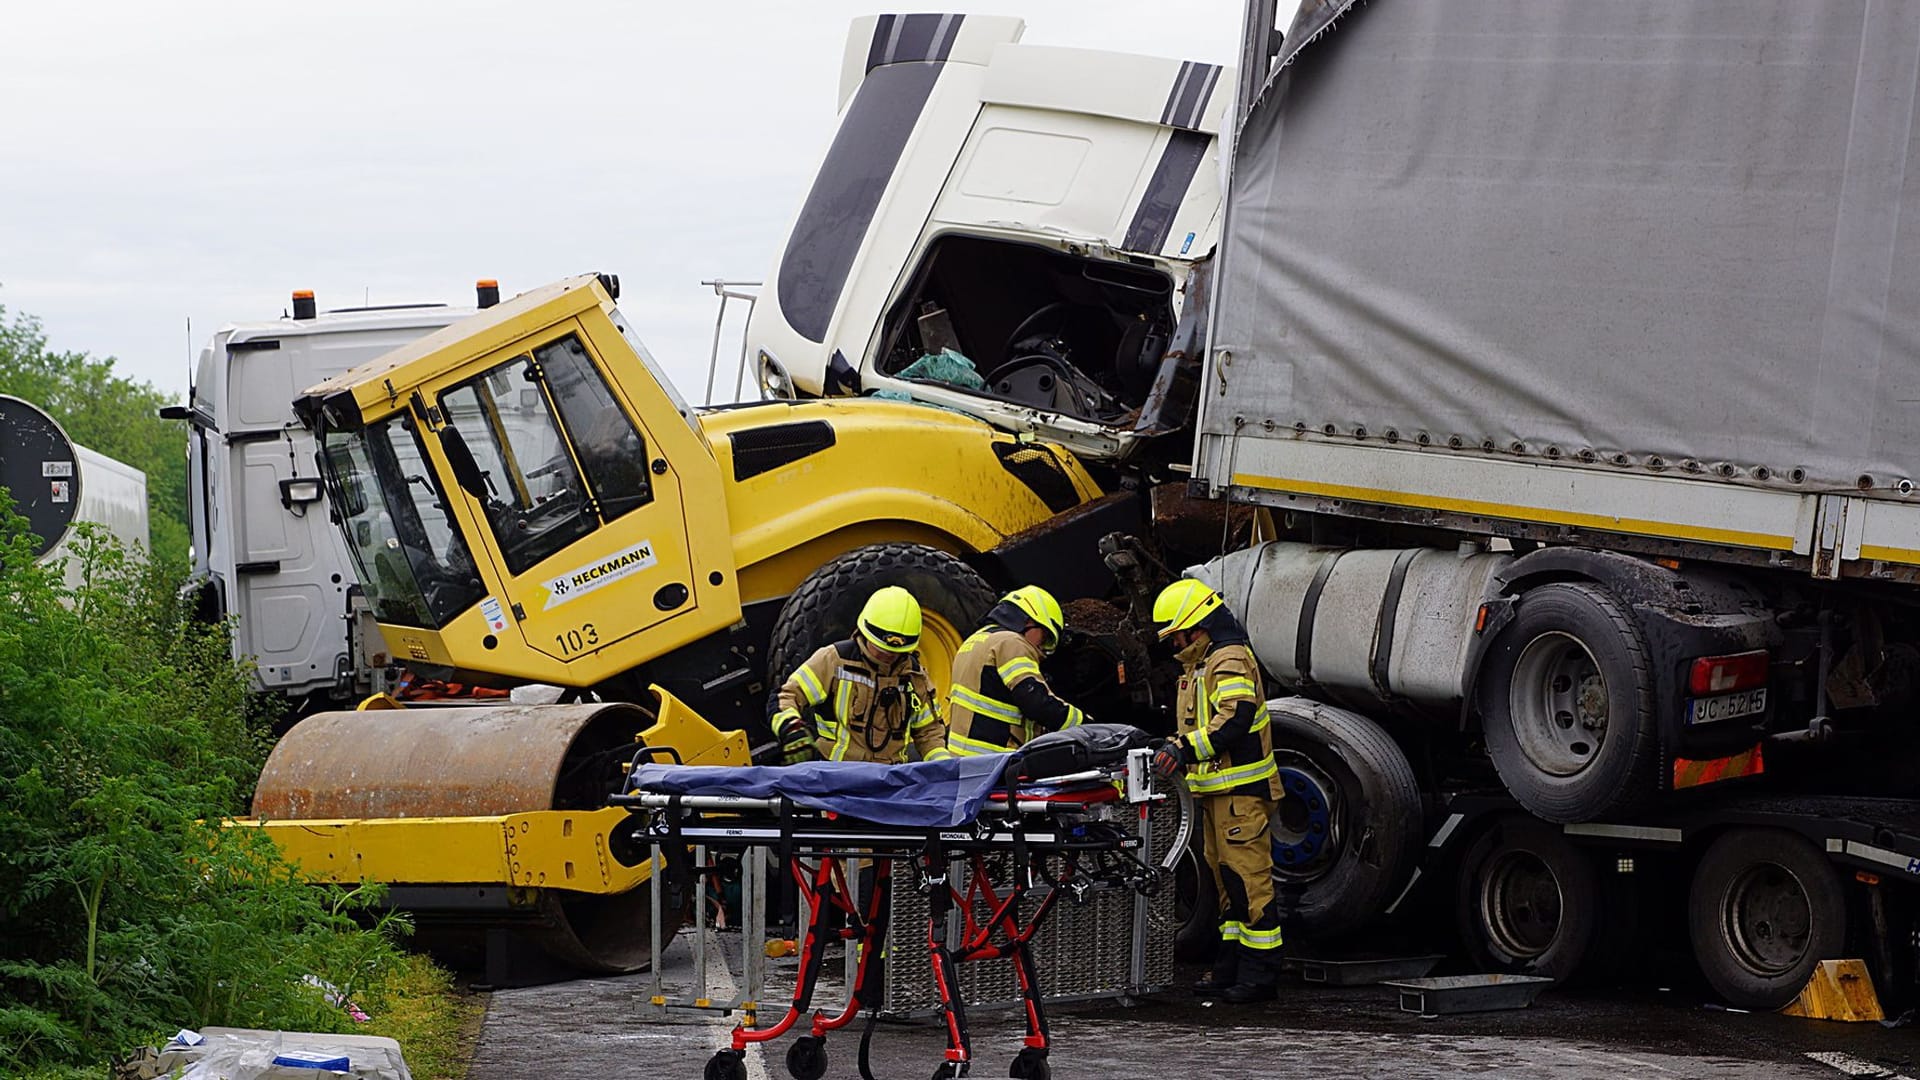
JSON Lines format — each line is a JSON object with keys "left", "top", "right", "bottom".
{"left": 1131, "top": 0, "right": 1920, "bottom": 1009}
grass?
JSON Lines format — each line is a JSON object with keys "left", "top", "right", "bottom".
{"left": 9, "top": 955, "right": 486, "bottom": 1080}
{"left": 359, "top": 954, "right": 487, "bottom": 1080}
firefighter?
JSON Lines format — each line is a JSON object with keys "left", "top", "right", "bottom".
{"left": 773, "top": 586, "right": 952, "bottom": 764}
{"left": 945, "top": 585, "right": 1089, "bottom": 757}
{"left": 1148, "top": 578, "right": 1283, "bottom": 1003}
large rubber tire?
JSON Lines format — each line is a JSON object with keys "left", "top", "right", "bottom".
{"left": 1689, "top": 828, "right": 1847, "bottom": 1009}
{"left": 1267, "top": 699, "right": 1423, "bottom": 939}
{"left": 1172, "top": 843, "right": 1219, "bottom": 962}
{"left": 766, "top": 543, "right": 997, "bottom": 707}
{"left": 1454, "top": 815, "right": 1617, "bottom": 983}
{"left": 1477, "top": 583, "right": 1659, "bottom": 824}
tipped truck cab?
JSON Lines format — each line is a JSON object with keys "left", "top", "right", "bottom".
{"left": 749, "top": 14, "right": 1229, "bottom": 461}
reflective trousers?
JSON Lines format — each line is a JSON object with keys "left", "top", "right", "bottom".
{"left": 1202, "top": 793, "right": 1283, "bottom": 956}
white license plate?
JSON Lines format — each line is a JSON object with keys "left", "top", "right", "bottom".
{"left": 1686, "top": 688, "right": 1768, "bottom": 725}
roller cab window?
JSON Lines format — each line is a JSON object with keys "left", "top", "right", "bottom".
{"left": 320, "top": 419, "right": 484, "bottom": 629}
{"left": 437, "top": 332, "right": 653, "bottom": 577}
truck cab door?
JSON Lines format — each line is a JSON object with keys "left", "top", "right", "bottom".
{"left": 429, "top": 311, "right": 732, "bottom": 668}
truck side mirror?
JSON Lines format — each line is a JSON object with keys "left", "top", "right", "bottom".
{"left": 439, "top": 426, "right": 490, "bottom": 501}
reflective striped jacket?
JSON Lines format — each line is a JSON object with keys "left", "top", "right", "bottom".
{"left": 1175, "top": 641, "right": 1280, "bottom": 798}
{"left": 773, "top": 640, "right": 950, "bottom": 763}
{"left": 945, "top": 626, "right": 1083, "bottom": 757}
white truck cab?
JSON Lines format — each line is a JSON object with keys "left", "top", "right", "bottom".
{"left": 747, "top": 14, "right": 1229, "bottom": 460}
{"left": 179, "top": 290, "right": 480, "bottom": 710}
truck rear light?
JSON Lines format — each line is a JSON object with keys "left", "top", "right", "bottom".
{"left": 291, "top": 289, "right": 316, "bottom": 320}
{"left": 1688, "top": 650, "right": 1768, "bottom": 695}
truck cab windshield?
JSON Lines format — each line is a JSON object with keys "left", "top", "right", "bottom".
{"left": 321, "top": 420, "right": 484, "bottom": 629}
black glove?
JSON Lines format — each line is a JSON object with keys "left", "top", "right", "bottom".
{"left": 779, "top": 715, "right": 816, "bottom": 765}
{"left": 1150, "top": 738, "right": 1184, "bottom": 782}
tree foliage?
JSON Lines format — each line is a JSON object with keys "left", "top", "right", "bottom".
{"left": 0, "top": 517, "right": 412, "bottom": 1072}
{"left": 0, "top": 306, "right": 190, "bottom": 571}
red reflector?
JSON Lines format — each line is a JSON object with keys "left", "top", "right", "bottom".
{"left": 1688, "top": 649, "right": 1769, "bottom": 695}
{"left": 1475, "top": 605, "right": 1490, "bottom": 633}
{"left": 1671, "top": 743, "right": 1765, "bottom": 789}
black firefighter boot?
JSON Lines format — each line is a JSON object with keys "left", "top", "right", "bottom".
{"left": 1190, "top": 938, "right": 1240, "bottom": 996}
{"left": 1220, "top": 942, "right": 1280, "bottom": 1004}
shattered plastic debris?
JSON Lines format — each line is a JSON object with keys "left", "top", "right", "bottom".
{"left": 896, "top": 348, "right": 986, "bottom": 390}
{"left": 873, "top": 349, "right": 989, "bottom": 406}
{"left": 302, "top": 974, "right": 372, "bottom": 1022}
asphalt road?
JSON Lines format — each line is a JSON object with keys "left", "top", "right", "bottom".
{"left": 467, "top": 933, "right": 1918, "bottom": 1080}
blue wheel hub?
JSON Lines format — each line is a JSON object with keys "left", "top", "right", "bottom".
{"left": 1272, "top": 765, "right": 1334, "bottom": 869}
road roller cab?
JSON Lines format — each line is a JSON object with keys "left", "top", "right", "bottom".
{"left": 296, "top": 275, "right": 745, "bottom": 691}
{"left": 294, "top": 271, "right": 1108, "bottom": 736}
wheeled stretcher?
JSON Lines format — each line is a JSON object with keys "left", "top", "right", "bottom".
{"left": 613, "top": 725, "right": 1192, "bottom": 1080}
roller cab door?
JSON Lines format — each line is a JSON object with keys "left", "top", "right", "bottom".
{"left": 431, "top": 325, "right": 702, "bottom": 665}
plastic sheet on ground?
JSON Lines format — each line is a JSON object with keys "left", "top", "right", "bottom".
{"left": 146, "top": 1027, "right": 411, "bottom": 1080}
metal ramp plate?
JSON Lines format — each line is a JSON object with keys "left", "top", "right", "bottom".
{"left": 1384, "top": 974, "right": 1553, "bottom": 1016}
{"left": 1296, "top": 954, "right": 1445, "bottom": 986}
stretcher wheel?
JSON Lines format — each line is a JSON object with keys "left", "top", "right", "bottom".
{"left": 786, "top": 1035, "right": 828, "bottom": 1080}
{"left": 931, "top": 1062, "right": 968, "bottom": 1080}
{"left": 705, "top": 1049, "right": 747, "bottom": 1080}
{"left": 1009, "top": 1047, "right": 1050, "bottom": 1080}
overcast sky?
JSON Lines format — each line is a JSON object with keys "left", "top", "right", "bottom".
{"left": 0, "top": 2, "right": 1244, "bottom": 405}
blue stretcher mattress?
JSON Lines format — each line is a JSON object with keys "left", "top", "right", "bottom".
{"left": 630, "top": 754, "right": 1015, "bottom": 828}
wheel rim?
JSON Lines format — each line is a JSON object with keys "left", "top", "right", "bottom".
{"left": 917, "top": 611, "right": 965, "bottom": 699}
{"left": 1478, "top": 849, "right": 1564, "bottom": 959}
{"left": 1271, "top": 756, "right": 1342, "bottom": 882}
{"left": 1508, "top": 631, "right": 1609, "bottom": 777}
{"left": 1721, "top": 861, "right": 1814, "bottom": 977}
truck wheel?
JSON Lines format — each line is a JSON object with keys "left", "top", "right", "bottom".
{"left": 1478, "top": 583, "right": 1658, "bottom": 823}
{"left": 1455, "top": 815, "right": 1606, "bottom": 982}
{"left": 1689, "top": 828, "right": 1846, "bottom": 1009}
{"left": 1267, "top": 699, "right": 1422, "bottom": 939}
{"left": 766, "top": 543, "right": 997, "bottom": 703}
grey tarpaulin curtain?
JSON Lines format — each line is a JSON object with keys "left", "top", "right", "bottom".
{"left": 1210, "top": 0, "right": 1920, "bottom": 494}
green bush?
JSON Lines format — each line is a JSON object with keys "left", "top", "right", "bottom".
{"left": 0, "top": 516, "right": 416, "bottom": 1073}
